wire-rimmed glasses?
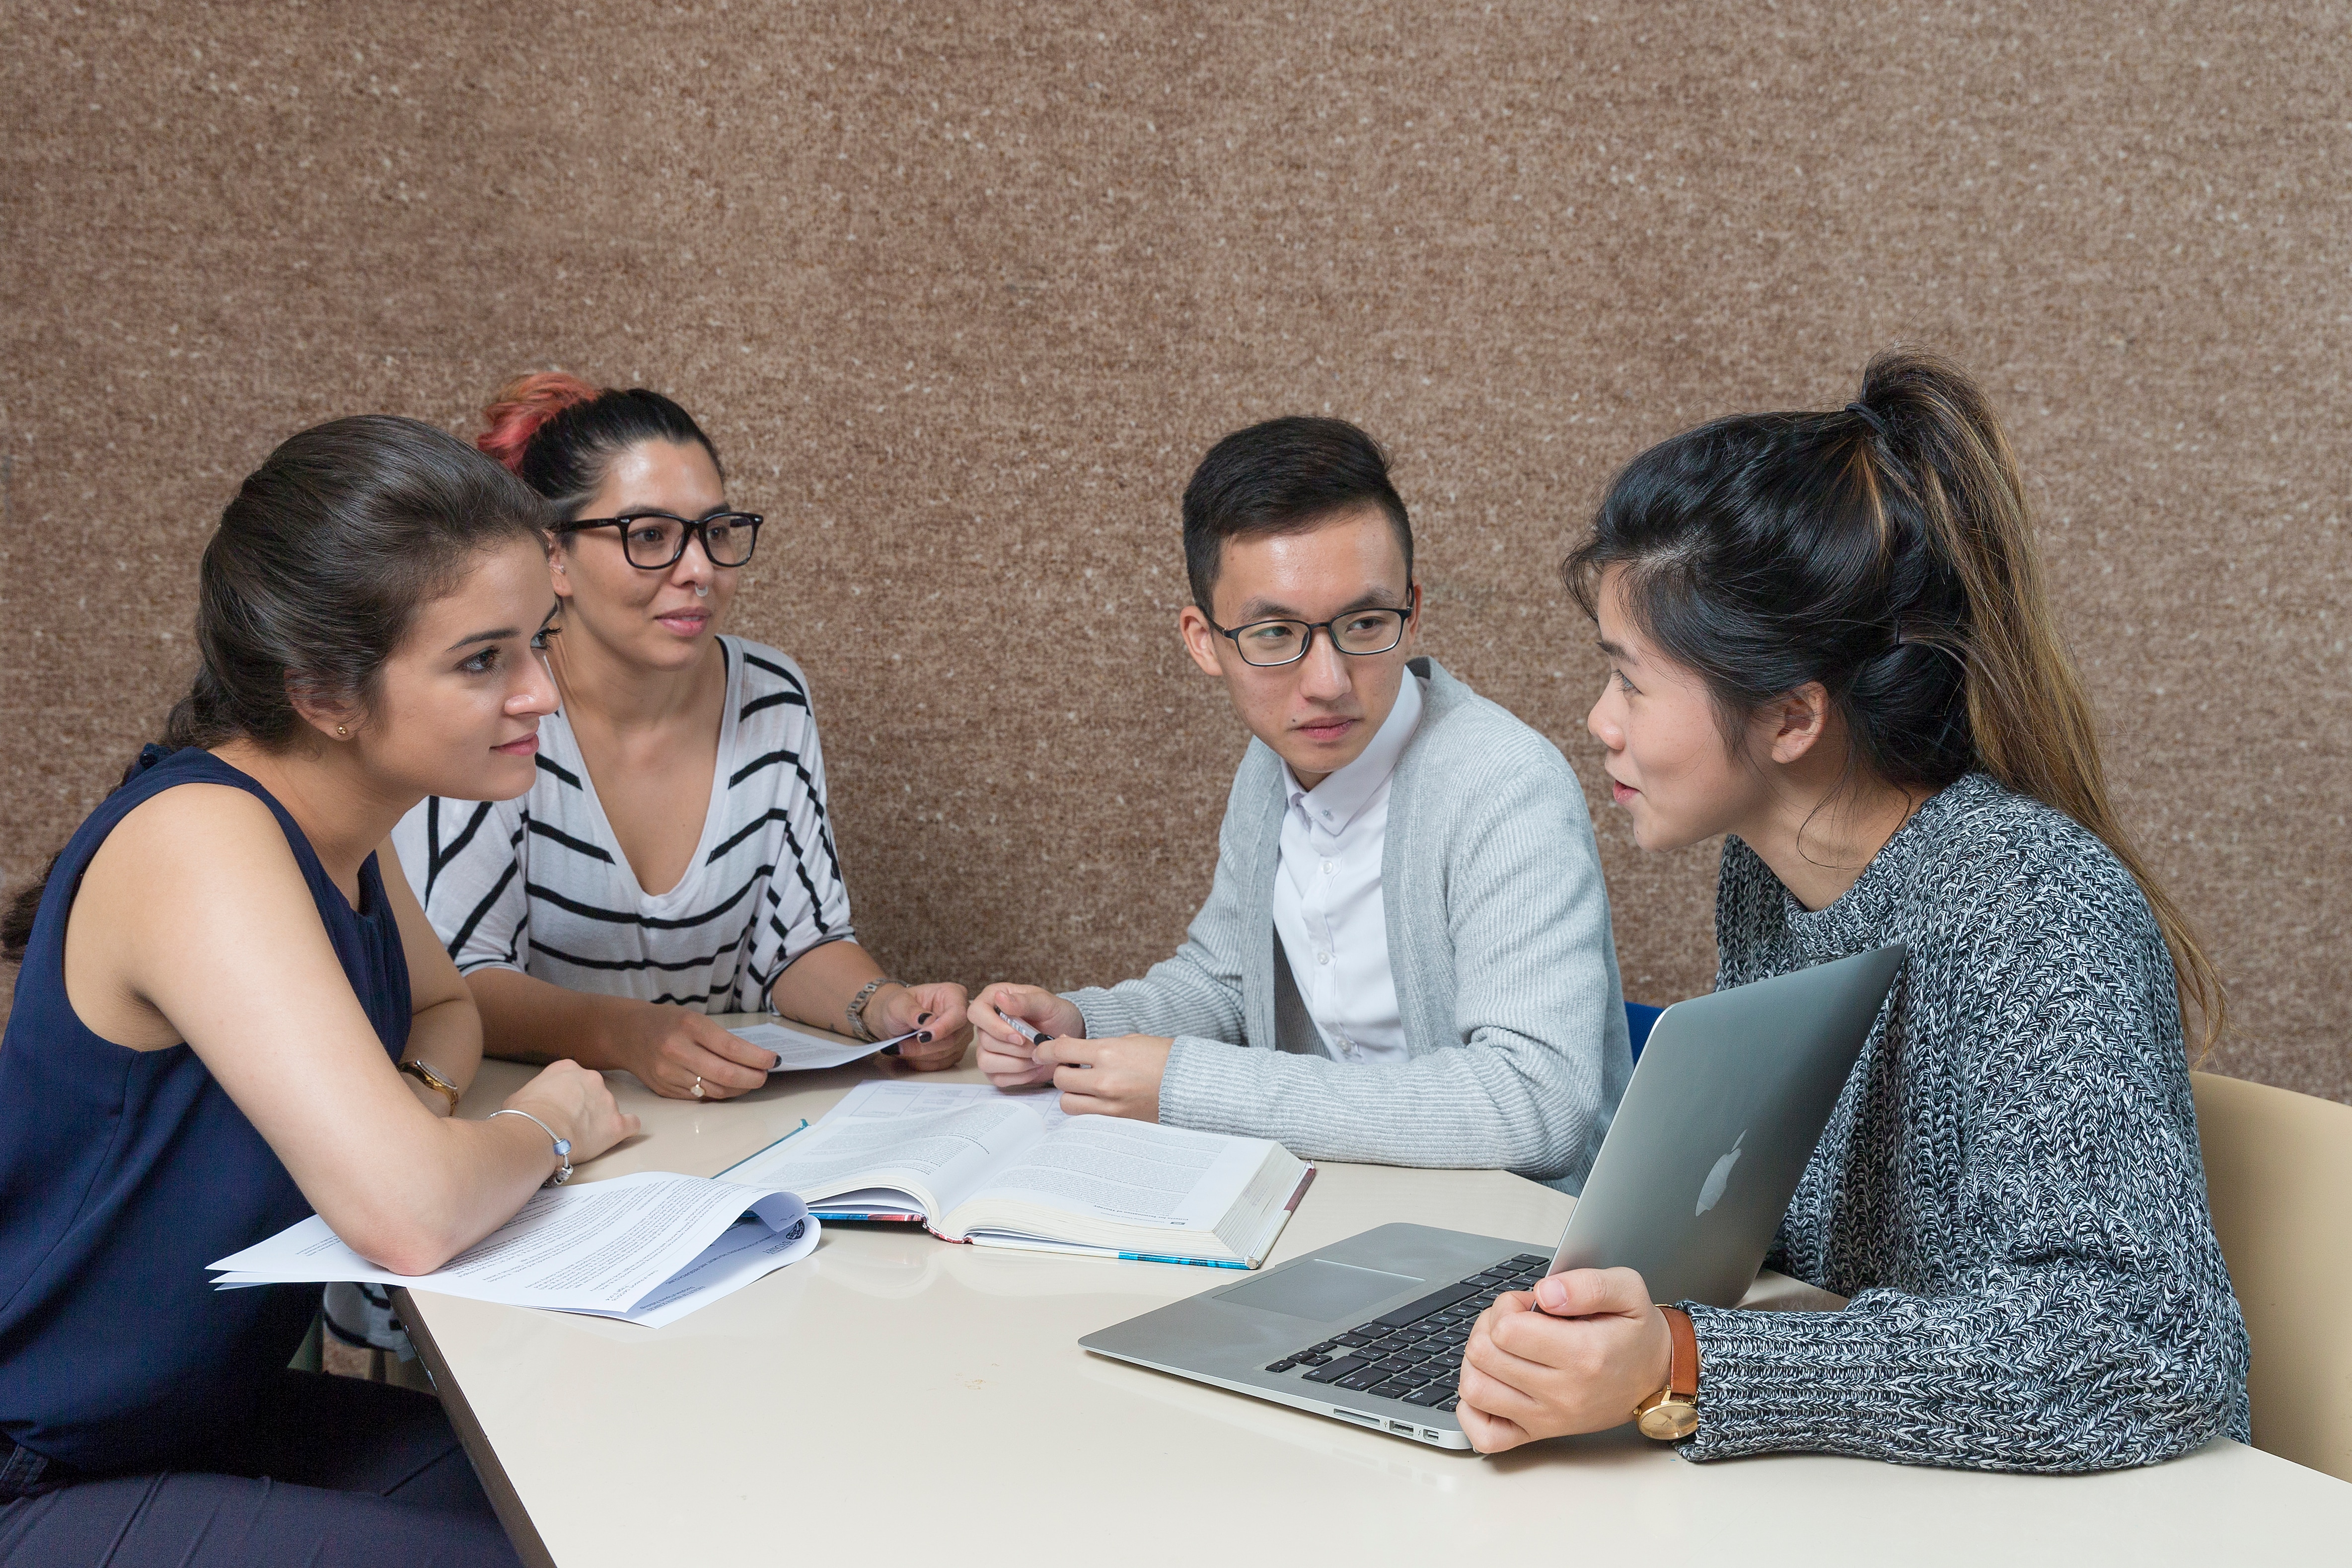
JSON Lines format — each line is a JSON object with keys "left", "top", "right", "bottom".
{"left": 553, "top": 511, "right": 763, "bottom": 570}
{"left": 1206, "top": 592, "right": 1416, "bottom": 668}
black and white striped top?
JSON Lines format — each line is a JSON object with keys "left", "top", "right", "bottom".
{"left": 390, "top": 637, "right": 853, "bottom": 1012}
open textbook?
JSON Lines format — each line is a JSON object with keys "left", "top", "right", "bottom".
{"left": 209, "top": 1172, "right": 820, "bottom": 1328}
{"left": 729, "top": 1018, "right": 916, "bottom": 1071}
{"left": 718, "top": 1081, "right": 1314, "bottom": 1269}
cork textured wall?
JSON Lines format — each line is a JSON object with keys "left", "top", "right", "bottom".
{"left": 3, "top": 2, "right": 2345, "bottom": 1099}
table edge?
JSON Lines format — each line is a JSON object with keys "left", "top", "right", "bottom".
{"left": 392, "top": 1284, "right": 557, "bottom": 1568}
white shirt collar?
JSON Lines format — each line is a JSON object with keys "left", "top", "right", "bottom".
{"left": 1284, "top": 669, "right": 1424, "bottom": 833}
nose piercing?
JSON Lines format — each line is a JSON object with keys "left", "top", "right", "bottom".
{"left": 693, "top": 583, "right": 710, "bottom": 598}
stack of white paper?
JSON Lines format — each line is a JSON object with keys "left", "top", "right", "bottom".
{"left": 209, "top": 1172, "right": 820, "bottom": 1329}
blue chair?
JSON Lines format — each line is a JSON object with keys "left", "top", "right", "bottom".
{"left": 1625, "top": 1001, "right": 1665, "bottom": 1065}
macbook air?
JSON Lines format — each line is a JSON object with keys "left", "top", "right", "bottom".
{"left": 1077, "top": 942, "right": 1905, "bottom": 1449}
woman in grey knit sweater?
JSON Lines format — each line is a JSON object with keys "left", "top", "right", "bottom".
{"left": 1456, "top": 350, "right": 2250, "bottom": 1471}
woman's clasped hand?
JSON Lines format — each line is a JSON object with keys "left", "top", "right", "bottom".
{"left": 1454, "top": 1269, "right": 1673, "bottom": 1453}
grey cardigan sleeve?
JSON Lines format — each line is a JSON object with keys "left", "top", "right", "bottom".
{"left": 1062, "top": 769, "right": 1257, "bottom": 1047}
{"left": 1152, "top": 734, "right": 1620, "bottom": 1179}
{"left": 1681, "top": 903, "right": 2248, "bottom": 1470}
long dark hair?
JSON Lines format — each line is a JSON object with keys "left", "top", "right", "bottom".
{"left": 476, "top": 372, "right": 721, "bottom": 518}
{"left": 1, "top": 416, "right": 549, "bottom": 962}
{"left": 1565, "top": 347, "right": 2224, "bottom": 1054}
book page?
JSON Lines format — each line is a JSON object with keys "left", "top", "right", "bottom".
{"left": 966, "top": 1117, "right": 1274, "bottom": 1234}
{"left": 716, "top": 1080, "right": 1054, "bottom": 1216}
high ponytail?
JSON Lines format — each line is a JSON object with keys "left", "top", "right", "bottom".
{"left": 1566, "top": 347, "right": 2225, "bottom": 1056}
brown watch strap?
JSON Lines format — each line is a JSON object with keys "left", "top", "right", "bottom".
{"left": 1660, "top": 1305, "right": 1699, "bottom": 1398}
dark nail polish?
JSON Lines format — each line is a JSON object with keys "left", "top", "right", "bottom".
{"left": 881, "top": 1044, "right": 901, "bottom": 1056}
{"left": 1035, "top": 1033, "right": 1056, "bottom": 1044}
{"left": 918, "top": 1012, "right": 933, "bottom": 1024}
{"left": 918, "top": 1031, "right": 933, "bottom": 1044}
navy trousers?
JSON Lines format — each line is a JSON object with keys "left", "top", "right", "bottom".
{"left": 0, "top": 1370, "right": 519, "bottom": 1567}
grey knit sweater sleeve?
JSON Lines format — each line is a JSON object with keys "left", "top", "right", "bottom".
{"left": 1682, "top": 776, "right": 2249, "bottom": 1472}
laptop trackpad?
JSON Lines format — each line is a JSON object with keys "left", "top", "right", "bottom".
{"left": 1216, "top": 1259, "right": 1423, "bottom": 1321}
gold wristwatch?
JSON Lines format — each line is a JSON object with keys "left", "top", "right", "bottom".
{"left": 1633, "top": 1305, "right": 1700, "bottom": 1440}
{"left": 399, "top": 1057, "right": 462, "bottom": 1116}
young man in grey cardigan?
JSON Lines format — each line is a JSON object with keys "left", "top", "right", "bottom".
{"left": 969, "top": 417, "right": 1631, "bottom": 1187}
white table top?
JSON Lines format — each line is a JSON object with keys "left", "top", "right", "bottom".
{"left": 400, "top": 1028, "right": 2352, "bottom": 1568}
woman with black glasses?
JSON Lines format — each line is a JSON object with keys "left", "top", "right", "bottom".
{"left": 391, "top": 375, "right": 972, "bottom": 1102}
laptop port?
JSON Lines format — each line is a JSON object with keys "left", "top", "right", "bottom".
{"left": 1332, "top": 1408, "right": 1379, "bottom": 1426}
{"left": 1389, "top": 1421, "right": 1415, "bottom": 1434}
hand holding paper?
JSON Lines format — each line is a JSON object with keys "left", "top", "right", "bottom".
{"left": 858, "top": 978, "right": 976, "bottom": 1070}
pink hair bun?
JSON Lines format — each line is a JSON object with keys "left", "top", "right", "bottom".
{"left": 478, "top": 373, "right": 600, "bottom": 474}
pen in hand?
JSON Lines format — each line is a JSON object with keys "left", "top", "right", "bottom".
{"left": 996, "top": 1009, "right": 1054, "bottom": 1046}
{"left": 997, "top": 1009, "right": 1093, "bottom": 1073}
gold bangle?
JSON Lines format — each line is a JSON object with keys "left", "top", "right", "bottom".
{"left": 399, "top": 1057, "right": 462, "bottom": 1115}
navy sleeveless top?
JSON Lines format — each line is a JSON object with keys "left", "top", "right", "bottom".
{"left": 0, "top": 746, "right": 410, "bottom": 1474}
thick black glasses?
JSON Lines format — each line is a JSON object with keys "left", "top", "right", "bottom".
{"left": 1208, "top": 594, "right": 1414, "bottom": 668}
{"left": 555, "top": 512, "right": 763, "bottom": 570}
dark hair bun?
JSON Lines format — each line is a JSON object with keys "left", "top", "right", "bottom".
{"left": 476, "top": 374, "right": 721, "bottom": 515}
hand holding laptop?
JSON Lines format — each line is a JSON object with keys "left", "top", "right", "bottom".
{"left": 1456, "top": 1266, "right": 1675, "bottom": 1454}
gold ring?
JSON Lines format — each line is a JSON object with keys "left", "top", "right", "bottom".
{"left": 691, "top": 1076, "right": 705, "bottom": 1099}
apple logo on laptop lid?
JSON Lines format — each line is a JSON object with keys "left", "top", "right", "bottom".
{"left": 1696, "top": 1130, "right": 1745, "bottom": 1217}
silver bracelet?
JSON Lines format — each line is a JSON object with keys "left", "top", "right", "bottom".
{"left": 844, "top": 976, "right": 901, "bottom": 1043}
{"left": 489, "top": 1108, "right": 574, "bottom": 1187}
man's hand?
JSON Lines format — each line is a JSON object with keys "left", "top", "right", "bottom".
{"left": 612, "top": 1002, "right": 779, "bottom": 1100}
{"left": 1036, "top": 1034, "right": 1172, "bottom": 1121}
{"left": 968, "top": 983, "right": 1087, "bottom": 1087}
{"left": 867, "top": 980, "right": 973, "bottom": 1071}
{"left": 1454, "top": 1268, "right": 1675, "bottom": 1454}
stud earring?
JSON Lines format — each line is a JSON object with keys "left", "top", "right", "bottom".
{"left": 336, "top": 724, "right": 349, "bottom": 738}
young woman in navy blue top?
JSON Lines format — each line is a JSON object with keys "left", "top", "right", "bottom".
{"left": 0, "top": 417, "right": 639, "bottom": 1566}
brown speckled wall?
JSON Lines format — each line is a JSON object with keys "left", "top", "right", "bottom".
{"left": 3, "top": 2, "right": 2345, "bottom": 1099}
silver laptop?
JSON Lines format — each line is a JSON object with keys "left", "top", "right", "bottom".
{"left": 1078, "top": 942, "right": 1905, "bottom": 1450}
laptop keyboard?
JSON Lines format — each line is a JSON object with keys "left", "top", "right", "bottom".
{"left": 1259, "top": 1252, "right": 1552, "bottom": 1411}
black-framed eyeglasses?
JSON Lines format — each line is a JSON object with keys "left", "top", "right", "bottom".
{"left": 553, "top": 511, "right": 763, "bottom": 570}
{"left": 1207, "top": 589, "right": 1416, "bottom": 668}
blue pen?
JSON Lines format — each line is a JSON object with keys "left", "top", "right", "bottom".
{"left": 714, "top": 1118, "right": 810, "bottom": 1182}
{"left": 1117, "top": 1251, "right": 1249, "bottom": 1269}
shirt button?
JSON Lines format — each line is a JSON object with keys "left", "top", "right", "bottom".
{"left": 1317, "top": 952, "right": 1331, "bottom": 965}
{"left": 1321, "top": 860, "right": 1335, "bottom": 875}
